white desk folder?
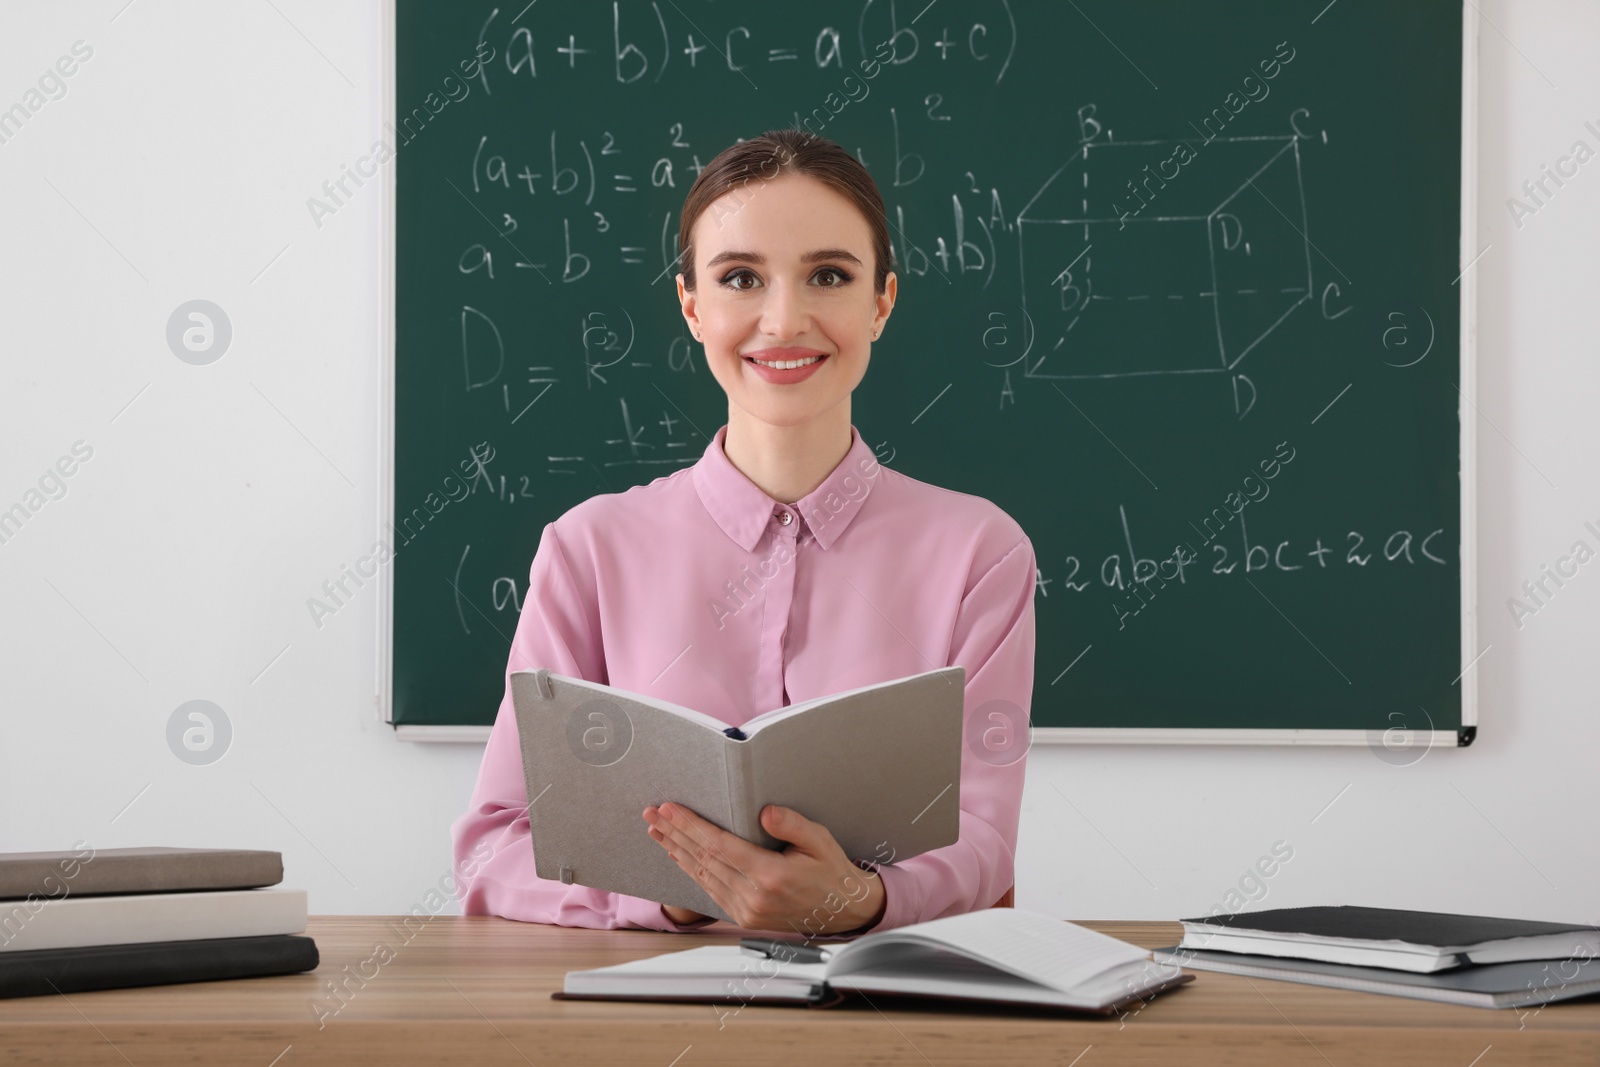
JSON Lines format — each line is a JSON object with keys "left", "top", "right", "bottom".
{"left": 511, "top": 666, "right": 966, "bottom": 922}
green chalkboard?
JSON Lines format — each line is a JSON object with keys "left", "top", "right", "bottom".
{"left": 387, "top": 0, "right": 1475, "bottom": 742}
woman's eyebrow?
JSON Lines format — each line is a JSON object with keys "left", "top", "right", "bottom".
{"left": 704, "top": 248, "right": 864, "bottom": 269}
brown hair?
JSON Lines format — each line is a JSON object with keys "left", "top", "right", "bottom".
{"left": 677, "top": 129, "right": 894, "bottom": 294}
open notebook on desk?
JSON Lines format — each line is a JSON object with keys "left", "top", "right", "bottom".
{"left": 555, "top": 908, "right": 1193, "bottom": 1013}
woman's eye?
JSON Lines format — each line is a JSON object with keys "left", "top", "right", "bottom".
{"left": 719, "top": 267, "right": 853, "bottom": 289}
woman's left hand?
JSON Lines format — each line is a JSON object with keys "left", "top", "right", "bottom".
{"left": 642, "top": 802, "right": 886, "bottom": 935}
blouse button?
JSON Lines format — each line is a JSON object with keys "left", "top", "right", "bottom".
{"left": 777, "top": 509, "right": 793, "bottom": 526}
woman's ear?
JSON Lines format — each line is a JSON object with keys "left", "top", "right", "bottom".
{"left": 676, "top": 273, "right": 701, "bottom": 341}
{"left": 872, "top": 271, "right": 897, "bottom": 338}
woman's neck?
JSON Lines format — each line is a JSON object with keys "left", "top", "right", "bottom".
{"left": 721, "top": 404, "right": 854, "bottom": 505}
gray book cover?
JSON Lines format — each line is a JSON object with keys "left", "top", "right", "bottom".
{"left": 0, "top": 848, "right": 283, "bottom": 900}
{"left": 1152, "top": 946, "right": 1600, "bottom": 1010}
{"left": 511, "top": 666, "right": 966, "bottom": 922}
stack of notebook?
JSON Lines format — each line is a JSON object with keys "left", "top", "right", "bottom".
{"left": 1152, "top": 905, "right": 1600, "bottom": 1009}
{"left": 0, "top": 846, "right": 318, "bottom": 999}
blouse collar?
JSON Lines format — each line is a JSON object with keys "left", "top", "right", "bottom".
{"left": 692, "top": 423, "right": 882, "bottom": 553}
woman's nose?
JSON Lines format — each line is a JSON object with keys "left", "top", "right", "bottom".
{"left": 758, "top": 280, "right": 809, "bottom": 340}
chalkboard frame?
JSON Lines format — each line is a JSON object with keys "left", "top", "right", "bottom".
{"left": 377, "top": 1, "right": 1480, "bottom": 748}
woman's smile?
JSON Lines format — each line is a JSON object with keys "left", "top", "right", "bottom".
{"left": 745, "top": 346, "right": 827, "bottom": 368}
{"left": 743, "top": 348, "right": 830, "bottom": 384}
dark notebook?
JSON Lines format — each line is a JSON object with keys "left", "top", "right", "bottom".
{"left": 1154, "top": 945, "right": 1600, "bottom": 1010}
{"left": 1179, "top": 906, "right": 1600, "bottom": 973}
{"left": 0, "top": 934, "right": 319, "bottom": 999}
{"left": 0, "top": 847, "right": 283, "bottom": 900}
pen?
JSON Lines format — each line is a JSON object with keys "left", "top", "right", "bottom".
{"left": 739, "top": 938, "right": 833, "bottom": 964}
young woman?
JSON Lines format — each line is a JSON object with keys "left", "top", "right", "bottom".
{"left": 451, "top": 129, "right": 1036, "bottom": 937}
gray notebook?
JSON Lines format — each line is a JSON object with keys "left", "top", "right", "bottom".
{"left": 511, "top": 666, "right": 966, "bottom": 921}
{"left": 0, "top": 848, "right": 283, "bottom": 901}
{"left": 1152, "top": 946, "right": 1600, "bottom": 1010}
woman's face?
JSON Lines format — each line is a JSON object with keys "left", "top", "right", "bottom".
{"left": 677, "top": 173, "right": 896, "bottom": 429}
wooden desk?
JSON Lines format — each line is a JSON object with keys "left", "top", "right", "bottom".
{"left": 3, "top": 916, "right": 1597, "bottom": 1065}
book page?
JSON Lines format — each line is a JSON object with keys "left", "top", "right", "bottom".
{"left": 832, "top": 952, "right": 1177, "bottom": 1010}
{"left": 586, "top": 946, "right": 829, "bottom": 981}
{"left": 529, "top": 671, "right": 732, "bottom": 733}
{"left": 563, "top": 946, "right": 828, "bottom": 1001}
{"left": 741, "top": 671, "right": 964, "bottom": 864}
{"left": 830, "top": 909, "right": 1149, "bottom": 994}
{"left": 740, "top": 667, "right": 963, "bottom": 734}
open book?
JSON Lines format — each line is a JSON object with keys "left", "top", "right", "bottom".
{"left": 511, "top": 666, "right": 966, "bottom": 922}
{"left": 555, "top": 907, "right": 1193, "bottom": 1012}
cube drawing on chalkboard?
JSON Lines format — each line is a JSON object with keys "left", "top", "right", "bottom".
{"left": 1018, "top": 134, "right": 1314, "bottom": 381}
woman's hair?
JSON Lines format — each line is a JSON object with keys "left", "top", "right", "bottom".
{"left": 677, "top": 129, "right": 895, "bottom": 294}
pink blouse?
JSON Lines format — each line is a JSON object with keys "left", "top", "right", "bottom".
{"left": 450, "top": 422, "right": 1037, "bottom": 935}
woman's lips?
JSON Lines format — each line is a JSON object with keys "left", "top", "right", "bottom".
{"left": 743, "top": 348, "right": 827, "bottom": 365}
{"left": 743, "top": 352, "right": 829, "bottom": 384}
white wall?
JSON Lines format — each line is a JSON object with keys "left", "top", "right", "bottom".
{"left": 2, "top": 1, "right": 1595, "bottom": 922}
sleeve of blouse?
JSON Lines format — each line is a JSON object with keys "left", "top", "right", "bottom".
{"left": 449, "top": 520, "right": 717, "bottom": 932}
{"left": 858, "top": 532, "right": 1036, "bottom": 934}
